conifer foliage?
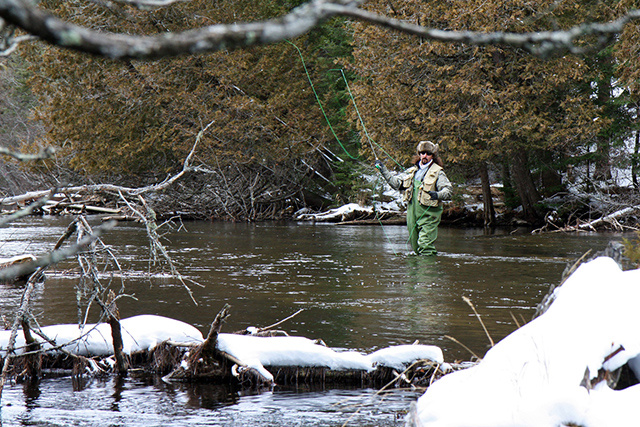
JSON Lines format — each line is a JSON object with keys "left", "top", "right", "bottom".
{"left": 347, "top": 0, "right": 632, "bottom": 221}
{"left": 25, "top": 0, "right": 357, "bottom": 218}
{"left": 16, "top": 0, "right": 640, "bottom": 221}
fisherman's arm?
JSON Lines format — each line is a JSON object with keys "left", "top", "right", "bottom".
{"left": 374, "top": 160, "right": 403, "bottom": 190}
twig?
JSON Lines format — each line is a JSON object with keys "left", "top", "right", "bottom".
{"left": 462, "top": 296, "right": 494, "bottom": 347}
{"left": 259, "top": 309, "right": 304, "bottom": 332}
{"left": 509, "top": 311, "right": 521, "bottom": 329}
{"left": 444, "top": 335, "right": 481, "bottom": 361}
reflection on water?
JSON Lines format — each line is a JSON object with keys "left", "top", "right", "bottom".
{"left": 0, "top": 216, "right": 629, "bottom": 426}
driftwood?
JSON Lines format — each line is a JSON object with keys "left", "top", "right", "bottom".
{"left": 105, "top": 291, "right": 127, "bottom": 375}
{"left": 534, "top": 204, "right": 640, "bottom": 234}
{"left": 296, "top": 203, "right": 405, "bottom": 223}
{"left": 160, "top": 304, "right": 269, "bottom": 385}
{"left": 160, "top": 306, "right": 447, "bottom": 390}
{"left": 570, "top": 205, "right": 640, "bottom": 231}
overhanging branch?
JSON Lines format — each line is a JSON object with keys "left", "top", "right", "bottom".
{"left": 0, "top": 0, "right": 639, "bottom": 60}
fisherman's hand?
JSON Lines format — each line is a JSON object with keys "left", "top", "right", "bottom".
{"left": 428, "top": 191, "right": 438, "bottom": 200}
{"left": 374, "top": 160, "right": 384, "bottom": 170}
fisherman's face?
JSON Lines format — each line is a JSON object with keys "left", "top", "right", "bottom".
{"left": 419, "top": 151, "right": 433, "bottom": 165}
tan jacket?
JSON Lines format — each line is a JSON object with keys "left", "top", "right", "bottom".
{"left": 401, "top": 164, "right": 442, "bottom": 206}
{"left": 380, "top": 162, "right": 452, "bottom": 207}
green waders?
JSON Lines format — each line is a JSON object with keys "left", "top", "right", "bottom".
{"left": 406, "top": 179, "right": 443, "bottom": 256}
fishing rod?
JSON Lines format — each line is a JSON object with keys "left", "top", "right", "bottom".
{"left": 288, "top": 39, "right": 415, "bottom": 255}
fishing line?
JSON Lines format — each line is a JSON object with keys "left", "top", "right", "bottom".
{"left": 332, "top": 69, "right": 403, "bottom": 169}
{"left": 287, "top": 39, "right": 407, "bottom": 254}
{"left": 286, "top": 39, "right": 359, "bottom": 161}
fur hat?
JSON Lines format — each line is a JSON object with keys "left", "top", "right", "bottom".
{"left": 416, "top": 140, "right": 438, "bottom": 154}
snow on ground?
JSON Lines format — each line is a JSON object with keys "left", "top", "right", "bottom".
{"left": 409, "top": 257, "right": 640, "bottom": 427}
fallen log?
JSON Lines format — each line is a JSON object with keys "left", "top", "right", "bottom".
{"left": 0, "top": 312, "right": 448, "bottom": 391}
{"left": 43, "top": 201, "right": 121, "bottom": 215}
{"left": 0, "top": 254, "right": 38, "bottom": 283}
{"left": 576, "top": 205, "right": 640, "bottom": 231}
{"left": 540, "top": 205, "right": 640, "bottom": 233}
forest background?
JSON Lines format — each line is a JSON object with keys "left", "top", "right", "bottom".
{"left": 1, "top": 0, "right": 640, "bottom": 228}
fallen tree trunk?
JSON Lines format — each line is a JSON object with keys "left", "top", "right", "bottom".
{"left": 574, "top": 205, "right": 640, "bottom": 231}
{"left": 533, "top": 204, "right": 640, "bottom": 234}
{"left": 0, "top": 310, "right": 447, "bottom": 392}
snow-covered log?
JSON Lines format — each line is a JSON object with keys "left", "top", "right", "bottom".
{"left": 214, "top": 334, "right": 444, "bottom": 383}
{"left": 0, "top": 315, "right": 204, "bottom": 357}
{"left": 0, "top": 254, "right": 37, "bottom": 282}
{"left": 295, "top": 203, "right": 375, "bottom": 222}
{"left": 0, "top": 313, "right": 446, "bottom": 388}
{"left": 573, "top": 205, "right": 640, "bottom": 231}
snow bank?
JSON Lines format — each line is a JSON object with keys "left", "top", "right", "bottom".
{"left": 217, "top": 334, "right": 443, "bottom": 382}
{"left": 0, "top": 315, "right": 204, "bottom": 356}
{"left": 410, "top": 257, "right": 640, "bottom": 427}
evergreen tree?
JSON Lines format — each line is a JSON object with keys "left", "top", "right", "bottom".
{"left": 349, "top": 0, "right": 606, "bottom": 221}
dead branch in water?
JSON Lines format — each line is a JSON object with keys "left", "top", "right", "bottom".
{"left": 202, "top": 304, "right": 231, "bottom": 356}
{"left": 235, "top": 308, "right": 305, "bottom": 337}
{"left": 162, "top": 304, "right": 273, "bottom": 385}
{"left": 0, "top": 220, "right": 116, "bottom": 283}
{"left": 462, "top": 296, "right": 494, "bottom": 347}
{"left": 120, "top": 193, "right": 200, "bottom": 305}
{"left": 0, "top": 268, "right": 41, "bottom": 396}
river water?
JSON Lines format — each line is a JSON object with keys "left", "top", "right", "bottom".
{"left": 0, "top": 216, "right": 628, "bottom": 426}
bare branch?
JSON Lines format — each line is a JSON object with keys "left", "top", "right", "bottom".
{"left": 0, "top": 0, "right": 358, "bottom": 59}
{"left": 0, "top": 146, "right": 56, "bottom": 161}
{"left": 1, "top": 0, "right": 638, "bottom": 60}
{"left": 329, "top": 5, "right": 640, "bottom": 57}
{"left": 106, "top": 0, "right": 191, "bottom": 8}
{"left": 0, "top": 34, "right": 37, "bottom": 56}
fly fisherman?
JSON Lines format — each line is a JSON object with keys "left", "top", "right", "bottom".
{"left": 375, "top": 140, "right": 453, "bottom": 256}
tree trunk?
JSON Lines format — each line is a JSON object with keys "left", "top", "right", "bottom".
{"left": 633, "top": 131, "right": 639, "bottom": 190}
{"left": 509, "top": 149, "right": 541, "bottom": 222}
{"left": 106, "top": 291, "right": 127, "bottom": 375}
{"left": 479, "top": 161, "right": 495, "bottom": 228}
{"left": 594, "top": 137, "right": 612, "bottom": 181}
{"left": 593, "top": 52, "right": 614, "bottom": 182}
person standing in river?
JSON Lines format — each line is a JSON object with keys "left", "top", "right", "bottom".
{"left": 375, "top": 140, "right": 453, "bottom": 256}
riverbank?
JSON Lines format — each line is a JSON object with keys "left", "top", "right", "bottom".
{"left": 1, "top": 166, "right": 638, "bottom": 232}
